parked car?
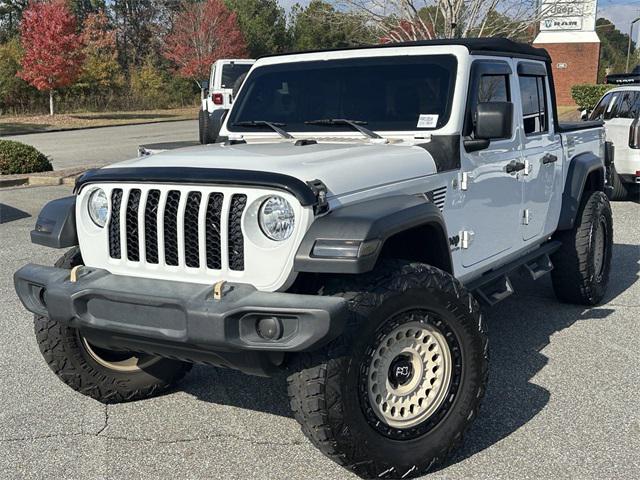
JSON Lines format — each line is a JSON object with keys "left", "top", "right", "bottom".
{"left": 199, "top": 59, "right": 254, "bottom": 144}
{"left": 605, "top": 65, "right": 640, "bottom": 85}
{"left": 589, "top": 85, "right": 640, "bottom": 200}
{"left": 15, "top": 38, "right": 612, "bottom": 479}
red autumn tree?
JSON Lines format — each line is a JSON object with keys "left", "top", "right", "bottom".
{"left": 163, "top": 0, "right": 247, "bottom": 81}
{"left": 18, "top": 0, "right": 84, "bottom": 115}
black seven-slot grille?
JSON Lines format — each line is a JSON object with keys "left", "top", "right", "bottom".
{"left": 108, "top": 188, "right": 247, "bottom": 271}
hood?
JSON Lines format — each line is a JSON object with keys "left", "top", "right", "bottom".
{"left": 106, "top": 141, "right": 438, "bottom": 199}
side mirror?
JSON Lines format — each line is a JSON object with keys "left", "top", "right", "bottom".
{"left": 464, "top": 102, "right": 513, "bottom": 152}
{"left": 474, "top": 102, "right": 513, "bottom": 139}
{"left": 199, "top": 79, "right": 209, "bottom": 101}
{"left": 580, "top": 109, "right": 590, "bottom": 121}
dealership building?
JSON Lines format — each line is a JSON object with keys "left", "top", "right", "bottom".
{"left": 533, "top": 0, "right": 600, "bottom": 105}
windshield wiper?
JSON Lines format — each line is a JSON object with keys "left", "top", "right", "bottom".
{"left": 304, "top": 118, "right": 382, "bottom": 140}
{"left": 231, "top": 120, "right": 294, "bottom": 139}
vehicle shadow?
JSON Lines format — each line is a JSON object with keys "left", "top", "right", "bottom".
{"left": 180, "top": 242, "right": 638, "bottom": 469}
{"left": 0, "top": 203, "right": 31, "bottom": 224}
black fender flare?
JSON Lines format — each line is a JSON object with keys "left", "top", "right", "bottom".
{"left": 30, "top": 196, "right": 78, "bottom": 249}
{"left": 557, "top": 151, "right": 605, "bottom": 231}
{"left": 294, "top": 195, "right": 451, "bottom": 274}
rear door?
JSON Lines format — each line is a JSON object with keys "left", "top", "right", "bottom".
{"left": 517, "top": 62, "right": 563, "bottom": 241}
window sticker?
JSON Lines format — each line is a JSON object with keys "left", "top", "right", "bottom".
{"left": 417, "top": 114, "right": 439, "bottom": 128}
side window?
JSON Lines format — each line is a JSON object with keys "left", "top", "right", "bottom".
{"left": 612, "top": 91, "right": 640, "bottom": 119}
{"left": 519, "top": 75, "right": 548, "bottom": 135}
{"left": 478, "top": 74, "right": 510, "bottom": 103}
{"left": 464, "top": 72, "right": 511, "bottom": 137}
{"left": 590, "top": 92, "right": 613, "bottom": 120}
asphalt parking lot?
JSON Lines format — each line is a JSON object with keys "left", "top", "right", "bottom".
{"left": 0, "top": 184, "right": 638, "bottom": 479}
{"left": 3, "top": 120, "right": 198, "bottom": 170}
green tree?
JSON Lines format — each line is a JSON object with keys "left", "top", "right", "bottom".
{"left": 0, "top": 36, "right": 33, "bottom": 113}
{"left": 597, "top": 17, "right": 637, "bottom": 81}
{"left": 289, "top": 0, "right": 374, "bottom": 51}
{"left": 68, "top": 0, "right": 106, "bottom": 23}
{"left": 225, "top": 0, "right": 289, "bottom": 57}
{"left": 130, "top": 56, "right": 169, "bottom": 108}
{"left": 0, "top": 1, "right": 27, "bottom": 42}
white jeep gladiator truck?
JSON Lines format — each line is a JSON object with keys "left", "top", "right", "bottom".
{"left": 15, "top": 39, "right": 612, "bottom": 479}
{"left": 199, "top": 59, "right": 254, "bottom": 144}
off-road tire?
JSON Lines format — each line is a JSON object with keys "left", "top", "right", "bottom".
{"left": 202, "top": 111, "right": 216, "bottom": 144}
{"left": 551, "top": 191, "right": 613, "bottom": 305}
{"left": 198, "top": 109, "right": 205, "bottom": 144}
{"left": 34, "top": 247, "right": 191, "bottom": 403}
{"left": 610, "top": 166, "right": 628, "bottom": 201}
{"left": 287, "top": 261, "right": 488, "bottom": 479}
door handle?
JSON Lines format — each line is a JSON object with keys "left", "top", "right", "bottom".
{"left": 505, "top": 160, "right": 526, "bottom": 173}
{"left": 542, "top": 154, "right": 558, "bottom": 165}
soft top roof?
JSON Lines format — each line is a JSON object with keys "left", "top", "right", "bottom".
{"left": 260, "top": 37, "right": 550, "bottom": 62}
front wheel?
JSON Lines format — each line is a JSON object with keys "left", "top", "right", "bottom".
{"left": 35, "top": 248, "right": 191, "bottom": 403}
{"left": 287, "top": 261, "right": 488, "bottom": 479}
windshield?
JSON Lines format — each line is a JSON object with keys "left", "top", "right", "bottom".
{"left": 221, "top": 63, "right": 252, "bottom": 89}
{"left": 227, "top": 55, "right": 457, "bottom": 133}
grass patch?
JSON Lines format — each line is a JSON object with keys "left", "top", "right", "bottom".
{"left": 0, "top": 107, "right": 196, "bottom": 136}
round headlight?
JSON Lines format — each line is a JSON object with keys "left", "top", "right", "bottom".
{"left": 88, "top": 188, "right": 108, "bottom": 227}
{"left": 259, "top": 196, "right": 295, "bottom": 241}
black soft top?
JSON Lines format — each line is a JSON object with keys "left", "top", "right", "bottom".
{"left": 260, "top": 37, "right": 550, "bottom": 62}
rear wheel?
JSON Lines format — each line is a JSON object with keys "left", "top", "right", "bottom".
{"left": 198, "top": 109, "right": 205, "bottom": 144}
{"left": 35, "top": 247, "right": 191, "bottom": 403}
{"left": 202, "top": 111, "right": 216, "bottom": 144}
{"left": 551, "top": 191, "right": 613, "bottom": 305}
{"left": 287, "top": 261, "right": 488, "bottom": 479}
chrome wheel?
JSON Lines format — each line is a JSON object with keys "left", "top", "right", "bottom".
{"left": 367, "top": 321, "right": 453, "bottom": 429}
{"left": 80, "top": 335, "right": 160, "bottom": 373}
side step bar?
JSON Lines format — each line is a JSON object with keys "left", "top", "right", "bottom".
{"left": 465, "top": 241, "right": 561, "bottom": 306}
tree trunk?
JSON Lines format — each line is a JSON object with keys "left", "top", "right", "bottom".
{"left": 49, "top": 90, "right": 54, "bottom": 116}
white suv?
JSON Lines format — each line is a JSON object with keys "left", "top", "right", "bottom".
{"left": 199, "top": 59, "right": 254, "bottom": 144}
{"left": 590, "top": 85, "right": 640, "bottom": 199}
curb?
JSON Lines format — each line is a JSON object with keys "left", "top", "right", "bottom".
{"left": 0, "top": 166, "right": 98, "bottom": 189}
{"left": 2, "top": 116, "right": 196, "bottom": 137}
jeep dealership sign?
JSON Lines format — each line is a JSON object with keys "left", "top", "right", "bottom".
{"left": 539, "top": 0, "right": 597, "bottom": 32}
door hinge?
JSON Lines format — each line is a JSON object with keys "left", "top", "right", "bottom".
{"left": 522, "top": 209, "right": 530, "bottom": 225}
{"left": 456, "top": 171, "right": 469, "bottom": 191}
{"left": 460, "top": 230, "right": 475, "bottom": 249}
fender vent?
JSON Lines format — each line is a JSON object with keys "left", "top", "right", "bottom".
{"left": 426, "top": 186, "right": 447, "bottom": 212}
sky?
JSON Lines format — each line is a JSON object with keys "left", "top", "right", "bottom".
{"left": 277, "top": 0, "right": 639, "bottom": 43}
{"left": 598, "top": 0, "right": 640, "bottom": 43}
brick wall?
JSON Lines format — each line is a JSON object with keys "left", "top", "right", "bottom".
{"left": 533, "top": 42, "right": 600, "bottom": 106}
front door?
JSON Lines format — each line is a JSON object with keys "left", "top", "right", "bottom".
{"left": 517, "top": 63, "right": 562, "bottom": 241}
{"left": 459, "top": 60, "right": 523, "bottom": 268}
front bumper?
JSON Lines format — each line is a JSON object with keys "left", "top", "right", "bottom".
{"left": 14, "top": 264, "right": 348, "bottom": 376}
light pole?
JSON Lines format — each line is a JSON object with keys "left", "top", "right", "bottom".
{"left": 627, "top": 17, "right": 640, "bottom": 73}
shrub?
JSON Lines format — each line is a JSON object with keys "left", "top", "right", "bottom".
{"left": 0, "top": 140, "right": 52, "bottom": 174}
{"left": 571, "top": 84, "right": 614, "bottom": 111}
